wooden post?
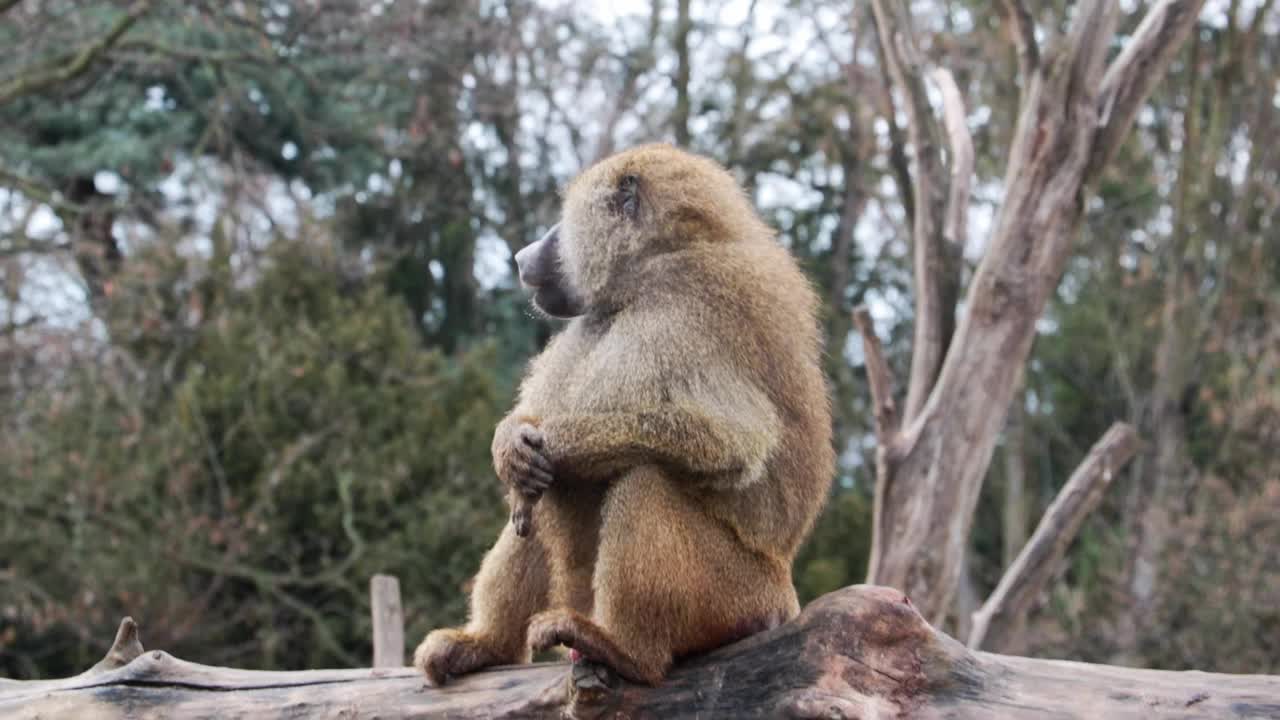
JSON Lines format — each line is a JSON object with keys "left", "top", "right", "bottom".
{"left": 370, "top": 574, "right": 405, "bottom": 668}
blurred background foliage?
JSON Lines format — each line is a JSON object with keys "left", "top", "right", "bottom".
{"left": 1, "top": 0, "right": 1277, "bottom": 678}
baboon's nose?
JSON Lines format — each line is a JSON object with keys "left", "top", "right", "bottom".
{"left": 514, "top": 243, "right": 539, "bottom": 287}
{"left": 515, "top": 222, "right": 560, "bottom": 288}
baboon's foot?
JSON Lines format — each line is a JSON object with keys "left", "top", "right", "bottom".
{"left": 527, "top": 608, "right": 667, "bottom": 686}
{"left": 413, "top": 628, "right": 505, "bottom": 687}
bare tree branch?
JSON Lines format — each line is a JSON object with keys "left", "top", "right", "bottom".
{"left": 0, "top": 0, "right": 153, "bottom": 106}
{"left": 1089, "top": 0, "right": 1208, "bottom": 179}
{"left": 870, "top": 21, "right": 916, "bottom": 226}
{"left": 827, "top": 159, "right": 869, "bottom": 340}
{"left": 673, "top": 0, "right": 692, "bottom": 147}
{"left": 0, "top": 316, "right": 41, "bottom": 336}
{"left": 869, "top": 0, "right": 954, "bottom": 425}
{"left": 0, "top": 168, "right": 84, "bottom": 214}
{"left": 1060, "top": 0, "right": 1121, "bottom": 109}
{"left": 852, "top": 306, "right": 898, "bottom": 443}
{"left": 87, "top": 618, "right": 145, "bottom": 675}
{"left": 722, "top": 0, "right": 761, "bottom": 167}
{"left": 853, "top": 304, "right": 900, "bottom": 597}
{"left": 111, "top": 38, "right": 273, "bottom": 66}
{"left": 931, "top": 68, "right": 972, "bottom": 266}
{"left": 1000, "top": 0, "right": 1040, "bottom": 81}
{"left": 0, "top": 237, "right": 71, "bottom": 257}
{"left": 594, "top": 0, "right": 664, "bottom": 162}
{"left": 969, "top": 423, "right": 1140, "bottom": 652}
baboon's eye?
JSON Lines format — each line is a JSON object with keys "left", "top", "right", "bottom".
{"left": 610, "top": 174, "right": 641, "bottom": 220}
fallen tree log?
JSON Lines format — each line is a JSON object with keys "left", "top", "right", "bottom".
{"left": 3, "top": 586, "right": 1277, "bottom": 719}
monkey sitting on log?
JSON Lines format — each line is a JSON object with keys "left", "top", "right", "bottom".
{"left": 414, "top": 144, "right": 834, "bottom": 686}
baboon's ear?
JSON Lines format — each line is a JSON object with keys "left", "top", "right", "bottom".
{"left": 610, "top": 174, "right": 641, "bottom": 220}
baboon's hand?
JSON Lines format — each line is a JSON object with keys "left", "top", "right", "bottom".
{"left": 495, "top": 421, "right": 554, "bottom": 500}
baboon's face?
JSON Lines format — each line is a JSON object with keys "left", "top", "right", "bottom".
{"left": 516, "top": 165, "right": 644, "bottom": 319}
{"left": 517, "top": 143, "right": 744, "bottom": 319}
{"left": 514, "top": 222, "right": 586, "bottom": 319}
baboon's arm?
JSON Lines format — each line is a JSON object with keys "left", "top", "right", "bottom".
{"left": 539, "top": 391, "right": 779, "bottom": 486}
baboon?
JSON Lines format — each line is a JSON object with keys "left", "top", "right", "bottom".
{"left": 414, "top": 144, "right": 834, "bottom": 686}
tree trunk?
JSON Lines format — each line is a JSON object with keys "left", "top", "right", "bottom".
{"left": 672, "top": 0, "right": 692, "bottom": 147}
{"left": 4, "top": 586, "right": 1277, "bottom": 719}
{"left": 1116, "top": 21, "right": 1215, "bottom": 662}
{"left": 862, "top": 0, "right": 1206, "bottom": 626}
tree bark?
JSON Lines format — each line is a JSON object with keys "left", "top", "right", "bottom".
{"left": 1002, "top": 380, "right": 1029, "bottom": 571}
{"left": 999, "top": 0, "right": 1039, "bottom": 83}
{"left": 4, "top": 586, "right": 1277, "bottom": 719}
{"left": 860, "top": 0, "right": 1206, "bottom": 627}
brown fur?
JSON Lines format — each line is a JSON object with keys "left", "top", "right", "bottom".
{"left": 414, "top": 144, "right": 834, "bottom": 686}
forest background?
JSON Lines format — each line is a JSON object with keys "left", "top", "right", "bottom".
{"left": 1, "top": 0, "right": 1276, "bottom": 679}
